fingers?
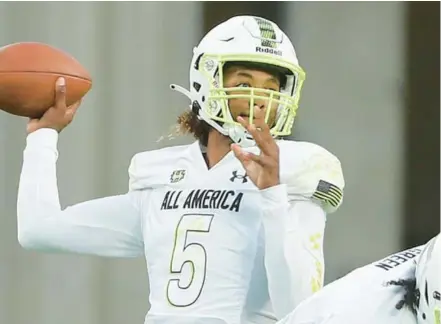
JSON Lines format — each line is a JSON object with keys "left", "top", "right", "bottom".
{"left": 61, "top": 100, "right": 81, "bottom": 127}
{"left": 252, "top": 106, "right": 272, "bottom": 142}
{"left": 67, "top": 99, "right": 81, "bottom": 115}
{"left": 231, "top": 143, "right": 255, "bottom": 168}
{"left": 231, "top": 143, "right": 270, "bottom": 167}
{"left": 237, "top": 115, "right": 263, "bottom": 141}
{"left": 237, "top": 114, "right": 276, "bottom": 157}
{"left": 252, "top": 105, "right": 270, "bottom": 132}
{"left": 54, "top": 77, "right": 67, "bottom": 110}
{"left": 26, "top": 119, "right": 40, "bottom": 134}
{"left": 232, "top": 143, "right": 248, "bottom": 162}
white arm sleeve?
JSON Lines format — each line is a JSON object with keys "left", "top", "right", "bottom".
{"left": 17, "top": 128, "right": 144, "bottom": 257}
{"left": 262, "top": 185, "right": 326, "bottom": 319}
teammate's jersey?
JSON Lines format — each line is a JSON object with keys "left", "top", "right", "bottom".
{"left": 278, "top": 246, "right": 424, "bottom": 324}
{"left": 17, "top": 129, "right": 344, "bottom": 324}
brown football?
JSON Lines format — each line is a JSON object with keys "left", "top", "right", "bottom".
{"left": 0, "top": 42, "right": 92, "bottom": 118}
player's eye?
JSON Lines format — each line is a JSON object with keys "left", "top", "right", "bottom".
{"left": 236, "top": 82, "right": 251, "bottom": 88}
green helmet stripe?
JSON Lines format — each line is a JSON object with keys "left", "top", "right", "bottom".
{"left": 254, "top": 17, "right": 277, "bottom": 48}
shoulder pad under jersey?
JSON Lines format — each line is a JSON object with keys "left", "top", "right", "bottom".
{"left": 278, "top": 140, "right": 345, "bottom": 213}
{"left": 128, "top": 144, "right": 192, "bottom": 191}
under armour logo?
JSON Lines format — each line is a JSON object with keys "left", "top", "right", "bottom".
{"left": 230, "top": 171, "right": 248, "bottom": 183}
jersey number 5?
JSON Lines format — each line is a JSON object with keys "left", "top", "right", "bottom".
{"left": 166, "top": 213, "right": 214, "bottom": 307}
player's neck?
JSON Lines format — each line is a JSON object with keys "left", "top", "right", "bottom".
{"left": 204, "top": 130, "right": 232, "bottom": 169}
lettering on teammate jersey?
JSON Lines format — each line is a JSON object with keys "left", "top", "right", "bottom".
{"left": 374, "top": 248, "right": 422, "bottom": 271}
{"left": 160, "top": 189, "right": 244, "bottom": 212}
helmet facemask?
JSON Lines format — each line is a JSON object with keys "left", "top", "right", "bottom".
{"left": 193, "top": 53, "right": 305, "bottom": 147}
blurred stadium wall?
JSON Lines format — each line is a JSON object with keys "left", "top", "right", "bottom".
{"left": 0, "top": 2, "right": 438, "bottom": 324}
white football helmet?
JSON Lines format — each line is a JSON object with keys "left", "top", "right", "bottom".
{"left": 415, "top": 234, "right": 441, "bottom": 324}
{"left": 171, "top": 15, "right": 305, "bottom": 147}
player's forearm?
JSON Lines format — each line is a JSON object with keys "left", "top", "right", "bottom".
{"left": 17, "top": 128, "right": 62, "bottom": 242}
{"left": 16, "top": 129, "right": 144, "bottom": 257}
{"left": 261, "top": 186, "right": 326, "bottom": 319}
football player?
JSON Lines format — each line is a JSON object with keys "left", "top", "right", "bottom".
{"left": 17, "top": 16, "right": 345, "bottom": 324}
{"left": 414, "top": 234, "right": 440, "bottom": 324}
{"left": 277, "top": 234, "right": 440, "bottom": 324}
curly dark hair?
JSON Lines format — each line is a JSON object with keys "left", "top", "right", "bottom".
{"left": 386, "top": 278, "right": 419, "bottom": 314}
{"left": 176, "top": 109, "right": 212, "bottom": 146}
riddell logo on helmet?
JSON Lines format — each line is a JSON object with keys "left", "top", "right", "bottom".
{"left": 256, "top": 46, "right": 282, "bottom": 56}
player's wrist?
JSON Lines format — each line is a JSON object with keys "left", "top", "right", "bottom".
{"left": 257, "top": 169, "right": 280, "bottom": 190}
{"left": 26, "top": 128, "right": 59, "bottom": 149}
{"left": 260, "top": 184, "right": 289, "bottom": 208}
{"left": 259, "top": 179, "right": 280, "bottom": 190}
{"left": 27, "top": 124, "right": 62, "bottom": 135}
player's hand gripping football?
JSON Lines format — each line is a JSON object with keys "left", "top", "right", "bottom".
{"left": 231, "top": 107, "right": 280, "bottom": 190}
{"left": 27, "top": 77, "right": 81, "bottom": 134}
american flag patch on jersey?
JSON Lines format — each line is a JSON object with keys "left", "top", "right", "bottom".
{"left": 312, "top": 180, "right": 343, "bottom": 207}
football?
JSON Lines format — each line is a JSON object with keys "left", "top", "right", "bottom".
{"left": 0, "top": 42, "right": 92, "bottom": 118}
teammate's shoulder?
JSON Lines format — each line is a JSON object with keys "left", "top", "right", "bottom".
{"left": 371, "top": 245, "right": 424, "bottom": 272}
{"left": 277, "top": 139, "right": 345, "bottom": 213}
{"left": 128, "top": 143, "right": 193, "bottom": 191}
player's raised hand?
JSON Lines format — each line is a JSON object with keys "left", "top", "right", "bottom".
{"left": 231, "top": 106, "right": 280, "bottom": 190}
{"left": 27, "top": 77, "right": 81, "bottom": 134}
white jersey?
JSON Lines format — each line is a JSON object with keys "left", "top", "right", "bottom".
{"left": 129, "top": 140, "right": 263, "bottom": 323}
{"left": 241, "top": 140, "right": 344, "bottom": 324}
{"left": 17, "top": 129, "right": 345, "bottom": 324}
{"left": 278, "top": 246, "right": 424, "bottom": 324}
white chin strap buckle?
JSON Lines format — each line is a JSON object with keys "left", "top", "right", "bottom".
{"left": 227, "top": 125, "right": 256, "bottom": 148}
